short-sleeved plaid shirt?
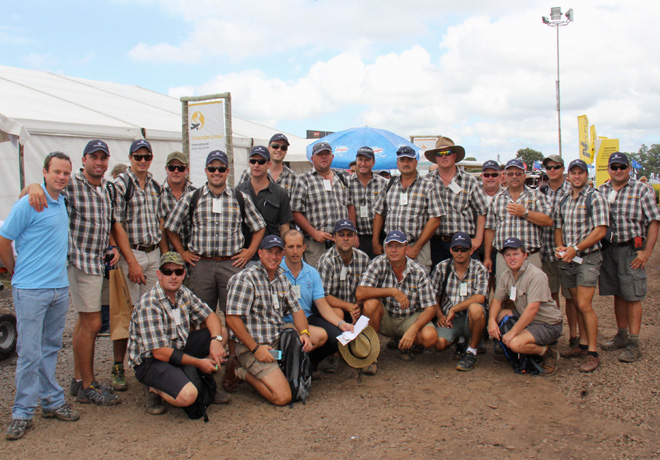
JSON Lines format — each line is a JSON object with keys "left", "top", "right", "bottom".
{"left": 539, "top": 180, "right": 571, "bottom": 262}
{"left": 226, "top": 263, "right": 301, "bottom": 344}
{"left": 164, "top": 184, "right": 265, "bottom": 257}
{"left": 128, "top": 283, "right": 212, "bottom": 367}
{"left": 290, "top": 169, "right": 350, "bottom": 234}
{"left": 555, "top": 188, "right": 609, "bottom": 254}
{"left": 63, "top": 171, "right": 113, "bottom": 276}
{"left": 159, "top": 181, "right": 196, "bottom": 249}
{"left": 430, "top": 258, "right": 489, "bottom": 315}
{"left": 359, "top": 255, "right": 436, "bottom": 318}
{"left": 427, "top": 169, "right": 488, "bottom": 236}
{"left": 372, "top": 174, "right": 445, "bottom": 242}
{"left": 599, "top": 178, "right": 660, "bottom": 243}
{"left": 317, "top": 246, "right": 371, "bottom": 304}
{"left": 238, "top": 166, "right": 297, "bottom": 193}
{"left": 347, "top": 173, "right": 388, "bottom": 235}
{"left": 113, "top": 170, "right": 161, "bottom": 246}
{"left": 485, "top": 186, "right": 551, "bottom": 252}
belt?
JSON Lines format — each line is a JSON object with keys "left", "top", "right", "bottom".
{"left": 528, "top": 248, "right": 540, "bottom": 255}
{"left": 613, "top": 240, "right": 633, "bottom": 247}
{"left": 199, "top": 255, "right": 234, "bottom": 262}
{"left": 439, "top": 234, "right": 453, "bottom": 242}
{"left": 130, "top": 244, "right": 157, "bottom": 253}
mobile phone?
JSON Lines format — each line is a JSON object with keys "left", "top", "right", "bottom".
{"left": 269, "top": 350, "right": 282, "bottom": 360}
{"left": 634, "top": 236, "right": 644, "bottom": 250}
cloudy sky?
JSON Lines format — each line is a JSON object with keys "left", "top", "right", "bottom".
{"left": 2, "top": 0, "right": 659, "bottom": 163}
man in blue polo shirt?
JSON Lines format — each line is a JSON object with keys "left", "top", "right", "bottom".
{"left": 0, "top": 152, "right": 80, "bottom": 440}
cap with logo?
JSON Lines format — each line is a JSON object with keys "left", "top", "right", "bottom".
{"left": 396, "top": 146, "right": 417, "bottom": 159}
{"left": 502, "top": 237, "right": 525, "bottom": 251}
{"left": 130, "top": 139, "right": 152, "bottom": 154}
{"left": 250, "top": 145, "right": 270, "bottom": 160}
{"left": 450, "top": 232, "right": 472, "bottom": 249}
{"left": 269, "top": 133, "right": 289, "bottom": 145}
{"left": 260, "top": 234, "right": 284, "bottom": 250}
{"left": 568, "top": 159, "right": 588, "bottom": 171}
{"left": 505, "top": 159, "right": 525, "bottom": 170}
{"left": 312, "top": 142, "right": 333, "bottom": 156}
{"left": 334, "top": 219, "right": 357, "bottom": 234}
{"left": 481, "top": 160, "right": 500, "bottom": 172}
{"left": 84, "top": 140, "right": 110, "bottom": 157}
{"left": 206, "top": 150, "right": 228, "bottom": 166}
{"left": 608, "top": 152, "right": 629, "bottom": 166}
{"left": 384, "top": 230, "right": 408, "bottom": 245}
{"left": 166, "top": 151, "right": 188, "bottom": 166}
{"left": 356, "top": 146, "right": 374, "bottom": 159}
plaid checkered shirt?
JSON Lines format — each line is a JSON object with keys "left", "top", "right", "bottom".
{"left": 347, "top": 173, "right": 388, "bottom": 235}
{"left": 113, "top": 170, "right": 161, "bottom": 246}
{"left": 555, "top": 188, "right": 609, "bottom": 253}
{"left": 128, "top": 282, "right": 212, "bottom": 367}
{"left": 226, "top": 263, "right": 301, "bottom": 344}
{"left": 427, "top": 169, "right": 488, "bottom": 236}
{"left": 599, "top": 178, "right": 660, "bottom": 243}
{"left": 238, "top": 166, "right": 297, "bottom": 193}
{"left": 540, "top": 180, "right": 571, "bottom": 262}
{"left": 430, "top": 258, "right": 489, "bottom": 315}
{"left": 164, "top": 184, "right": 265, "bottom": 257}
{"left": 317, "top": 246, "right": 371, "bottom": 304}
{"left": 485, "top": 186, "right": 552, "bottom": 252}
{"left": 159, "top": 181, "right": 196, "bottom": 250}
{"left": 372, "top": 174, "right": 445, "bottom": 243}
{"left": 359, "top": 255, "right": 437, "bottom": 318}
{"left": 290, "top": 169, "right": 350, "bottom": 234}
{"left": 62, "top": 171, "right": 114, "bottom": 276}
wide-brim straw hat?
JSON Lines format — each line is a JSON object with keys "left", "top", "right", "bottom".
{"left": 338, "top": 325, "right": 381, "bottom": 368}
{"left": 424, "top": 136, "right": 466, "bottom": 163}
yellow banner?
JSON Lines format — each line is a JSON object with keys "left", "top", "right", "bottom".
{"left": 589, "top": 125, "right": 597, "bottom": 163}
{"left": 595, "top": 138, "right": 620, "bottom": 187}
{"left": 578, "top": 115, "right": 591, "bottom": 163}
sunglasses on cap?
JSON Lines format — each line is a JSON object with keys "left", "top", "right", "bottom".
{"left": 249, "top": 158, "right": 268, "bottom": 165}
{"left": 435, "top": 150, "right": 454, "bottom": 158}
{"left": 506, "top": 171, "right": 525, "bottom": 177}
{"left": 482, "top": 172, "right": 499, "bottom": 178}
{"left": 132, "top": 154, "right": 153, "bottom": 162}
{"left": 451, "top": 246, "right": 470, "bottom": 253}
{"left": 167, "top": 165, "right": 187, "bottom": 172}
{"left": 545, "top": 165, "right": 563, "bottom": 171}
{"left": 160, "top": 268, "right": 185, "bottom": 276}
{"left": 609, "top": 164, "right": 628, "bottom": 171}
{"left": 270, "top": 143, "right": 288, "bottom": 151}
{"left": 206, "top": 166, "right": 228, "bottom": 173}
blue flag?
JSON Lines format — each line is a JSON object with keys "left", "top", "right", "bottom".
{"left": 631, "top": 159, "right": 642, "bottom": 170}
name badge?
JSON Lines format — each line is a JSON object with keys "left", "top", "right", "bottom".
{"left": 212, "top": 198, "right": 222, "bottom": 214}
{"left": 360, "top": 205, "right": 369, "bottom": 218}
{"left": 449, "top": 181, "right": 463, "bottom": 194}
{"left": 340, "top": 266, "right": 348, "bottom": 281}
{"left": 291, "top": 285, "right": 301, "bottom": 300}
{"left": 510, "top": 286, "right": 517, "bottom": 301}
{"left": 400, "top": 192, "right": 408, "bottom": 206}
{"left": 172, "top": 308, "right": 182, "bottom": 325}
{"left": 460, "top": 282, "right": 468, "bottom": 297}
{"left": 272, "top": 292, "right": 281, "bottom": 310}
{"left": 323, "top": 179, "right": 333, "bottom": 191}
{"left": 608, "top": 190, "right": 617, "bottom": 204}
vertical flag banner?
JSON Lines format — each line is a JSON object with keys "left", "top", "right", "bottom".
{"left": 578, "top": 115, "right": 591, "bottom": 163}
{"left": 187, "top": 100, "right": 227, "bottom": 186}
{"left": 589, "top": 125, "right": 597, "bottom": 164}
{"left": 594, "top": 138, "right": 620, "bottom": 187}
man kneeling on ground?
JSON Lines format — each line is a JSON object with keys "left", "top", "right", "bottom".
{"left": 487, "top": 237, "right": 563, "bottom": 376}
{"left": 128, "top": 252, "right": 227, "bottom": 415}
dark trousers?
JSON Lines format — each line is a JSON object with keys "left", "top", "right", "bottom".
{"left": 430, "top": 236, "right": 480, "bottom": 271}
{"left": 358, "top": 234, "right": 376, "bottom": 259}
{"left": 307, "top": 313, "right": 351, "bottom": 369}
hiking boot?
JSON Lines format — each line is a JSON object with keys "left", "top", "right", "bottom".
{"left": 618, "top": 342, "right": 642, "bottom": 363}
{"left": 457, "top": 350, "right": 478, "bottom": 372}
{"left": 77, "top": 382, "right": 120, "bottom": 405}
{"left": 322, "top": 355, "right": 340, "bottom": 374}
{"left": 111, "top": 363, "right": 128, "bottom": 391}
{"left": 568, "top": 336, "right": 580, "bottom": 348}
{"left": 361, "top": 361, "right": 377, "bottom": 375}
{"left": 222, "top": 357, "right": 240, "bottom": 393}
{"left": 70, "top": 378, "right": 110, "bottom": 396}
{"left": 42, "top": 403, "right": 80, "bottom": 421}
{"left": 5, "top": 419, "right": 33, "bottom": 440}
{"left": 541, "top": 347, "right": 560, "bottom": 377}
{"left": 493, "top": 343, "right": 507, "bottom": 363}
{"left": 561, "top": 345, "right": 588, "bottom": 359}
{"left": 213, "top": 387, "right": 230, "bottom": 404}
{"left": 579, "top": 355, "right": 601, "bottom": 373}
{"left": 143, "top": 385, "right": 166, "bottom": 415}
{"left": 601, "top": 332, "right": 628, "bottom": 351}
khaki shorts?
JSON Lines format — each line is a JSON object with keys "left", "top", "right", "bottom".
{"left": 599, "top": 245, "right": 647, "bottom": 301}
{"left": 560, "top": 251, "right": 602, "bottom": 289}
{"left": 236, "top": 341, "right": 282, "bottom": 381}
{"left": 67, "top": 265, "right": 103, "bottom": 313}
{"left": 542, "top": 258, "right": 572, "bottom": 299}
{"left": 380, "top": 306, "right": 433, "bottom": 338}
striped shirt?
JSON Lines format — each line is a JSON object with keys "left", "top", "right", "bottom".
{"left": 113, "top": 169, "right": 161, "bottom": 246}
{"left": 317, "top": 246, "right": 371, "bottom": 304}
{"left": 159, "top": 180, "right": 196, "bottom": 250}
{"left": 539, "top": 180, "right": 571, "bottom": 262}
{"left": 555, "top": 188, "right": 609, "bottom": 253}
{"left": 290, "top": 169, "right": 350, "bottom": 234}
{"left": 599, "top": 178, "right": 660, "bottom": 243}
{"left": 430, "top": 257, "right": 489, "bottom": 315}
{"left": 347, "top": 173, "right": 388, "bottom": 236}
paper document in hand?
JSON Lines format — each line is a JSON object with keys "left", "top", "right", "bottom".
{"left": 337, "top": 315, "right": 370, "bottom": 346}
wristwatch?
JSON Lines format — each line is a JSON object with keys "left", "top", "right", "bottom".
{"left": 212, "top": 335, "right": 223, "bottom": 343}
{"left": 522, "top": 209, "right": 529, "bottom": 219}
{"left": 572, "top": 245, "right": 580, "bottom": 254}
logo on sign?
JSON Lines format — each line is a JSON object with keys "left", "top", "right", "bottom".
{"left": 336, "top": 146, "right": 349, "bottom": 153}
{"left": 190, "top": 111, "right": 205, "bottom": 131}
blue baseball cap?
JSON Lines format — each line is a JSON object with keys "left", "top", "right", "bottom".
{"left": 84, "top": 139, "right": 110, "bottom": 157}
{"left": 568, "top": 159, "right": 588, "bottom": 171}
{"left": 396, "top": 146, "right": 417, "bottom": 159}
{"left": 312, "top": 142, "right": 332, "bottom": 155}
{"left": 269, "top": 133, "right": 289, "bottom": 145}
{"left": 384, "top": 230, "right": 408, "bottom": 244}
{"left": 608, "top": 152, "right": 629, "bottom": 166}
{"left": 505, "top": 159, "right": 525, "bottom": 170}
{"left": 130, "top": 139, "right": 152, "bottom": 154}
{"left": 260, "top": 235, "right": 284, "bottom": 250}
{"left": 334, "top": 219, "right": 357, "bottom": 234}
{"left": 206, "top": 150, "right": 228, "bottom": 166}
{"left": 356, "top": 146, "right": 374, "bottom": 159}
{"left": 502, "top": 237, "right": 525, "bottom": 251}
{"left": 250, "top": 145, "right": 270, "bottom": 160}
{"left": 481, "top": 160, "right": 499, "bottom": 171}
{"left": 450, "top": 232, "right": 472, "bottom": 249}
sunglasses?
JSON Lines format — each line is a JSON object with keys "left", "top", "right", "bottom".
{"left": 451, "top": 246, "right": 470, "bottom": 253}
{"left": 206, "top": 166, "right": 228, "bottom": 173}
{"left": 545, "top": 165, "right": 563, "bottom": 171}
{"left": 435, "top": 150, "right": 454, "bottom": 158}
{"left": 506, "top": 171, "right": 525, "bottom": 177}
{"left": 609, "top": 164, "right": 628, "bottom": 171}
{"left": 482, "top": 172, "right": 499, "bottom": 178}
{"left": 132, "top": 154, "right": 153, "bottom": 162}
{"left": 160, "top": 268, "right": 185, "bottom": 276}
{"left": 249, "top": 158, "right": 268, "bottom": 165}
{"left": 270, "top": 144, "right": 288, "bottom": 151}
{"left": 167, "top": 165, "right": 187, "bottom": 172}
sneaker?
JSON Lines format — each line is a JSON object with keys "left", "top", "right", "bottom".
{"left": 618, "top": 342, "right": 642, "bottom": 363}
{"left": 541, "top": 347, "right": 560, "bottom": 377}
{"left": 602, "top": 332, "right": 629, "bottom": 351}
{"left": 568, "top": 336, "right": 580, "bottom": 348}
{"left": 143, "top": 385, "right": 166, "bottom": 415}
{"left": 323, "top": 355, "right": 340, "bottom": 374}
{"left": 41, "top": 403, "right": 80, "bottom": 421}
{"left": 5, "top": 419, "right": 33, "bottom": 440}
{"left": 457, "top": 351, "right": 478, "bottom": 372}
{"left": 579, "top": 355, "right": 600, "bottom": 373}
{"left": 561, "top": 346, "right": 588, "bottom": 359}
{"left": 111, "top": 363, "right": 128, "bottom": 391}
{"left": 361, "top": 361, "right": 377, "bottom": 375}
{"left": 69, "top": 378, "right": 111, "bottom": 396}
{"left": 77, "top": 382, "right": 120, "bottom": 405}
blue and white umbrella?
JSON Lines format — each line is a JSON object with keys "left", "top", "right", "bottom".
{"left": 306, "top": 127, "right": 420, "bottom": 170}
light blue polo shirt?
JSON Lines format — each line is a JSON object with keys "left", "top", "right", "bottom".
{"left": 0, "top": 183, "right": 69, "bottom": 289}
{"left": 280, "top": 258, "right": 325, "bottom": 322}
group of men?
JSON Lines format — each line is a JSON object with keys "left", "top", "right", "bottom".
{"left": 2, "top": 131, "right": 659, "bottom": 439}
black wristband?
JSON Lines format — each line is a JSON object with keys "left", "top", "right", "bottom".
{"left": 250, "top": 343, "right": 260, "bottom": 353}
{"left": 169, "top": 349, "right": 184, "bottom": 367}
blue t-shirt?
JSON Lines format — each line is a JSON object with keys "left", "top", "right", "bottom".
{"left": 280, "top": 258, "right": 325, "bottom": 322}
{"left": 0, "top": 184, "right": 69, "bottom": 289}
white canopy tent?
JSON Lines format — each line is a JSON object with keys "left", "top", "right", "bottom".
{"left": 0, "top": 64, "right": 310, "bottom": 219}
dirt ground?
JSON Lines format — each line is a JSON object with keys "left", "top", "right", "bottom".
{"left": 1, "top": 252, "right": 660, "bottom": 460}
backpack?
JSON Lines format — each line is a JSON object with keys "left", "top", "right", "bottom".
{"left": 181, "top": 365, "right": 217, "bottom": 422}
{"left": 187, "top": 187, "right": 251, "bottom": 249}
{"left": 278, "top": 328, "right": 312, "bottom": 406}
{"left": 108, "top": 174, "right": 162, "bottom": 210}
{"left": 557, "top": 189, "right": 612, "bottom": 248}
{"left": 498, "top": 315, "right": 544, "bottom": 375}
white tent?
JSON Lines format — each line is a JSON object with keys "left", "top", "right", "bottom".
{"left": 0, "top": 64, "right": 310, "bottom": 219}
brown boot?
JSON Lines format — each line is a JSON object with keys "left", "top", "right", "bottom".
{"left": 541, "top": 346, "right": 560, "bottom": 376}
{"left": 579, "top": 355, "right": 600, "bottom": 373}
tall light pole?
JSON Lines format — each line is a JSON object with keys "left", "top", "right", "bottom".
{"left": 542, "top": 7, "right": 573, "bottom": 159}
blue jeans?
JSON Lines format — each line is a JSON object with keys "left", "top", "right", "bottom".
{"left": 12, "top": 287, "right": 69, "bottom": 420}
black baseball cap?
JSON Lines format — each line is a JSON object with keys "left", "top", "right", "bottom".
{"left": 84, "top": 139, "right": 110, "bottom": 157}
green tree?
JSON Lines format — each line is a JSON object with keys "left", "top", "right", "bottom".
{"left": 627, "top": 144, "right": 660, "bottom": 180}
{"left": 464, "top": 156, "right": 477, "bottom": 161}
{"left": 516, "top": 148, "right": 544, "bottom": 171}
